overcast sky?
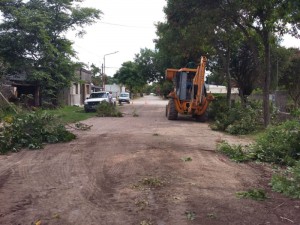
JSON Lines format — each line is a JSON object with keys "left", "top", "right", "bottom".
{"left": 69, "top": 0, "right": 300, "bottom": 77}
{"left": 68, "top": 0, "right": 167, "bottom": 76}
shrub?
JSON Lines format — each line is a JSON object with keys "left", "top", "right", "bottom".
{"left": 96, "top": 101, "right": 122, "bottom": 117}
{"left": 252, "top": 120, "right": 300, "bottom": 166}
{"left": 271, "top": 161, "right": 300, "bottom": 198}
{"left": 217, "top": 141, "right": 253, "bottom": 162}
{"left": 208, "top": 95, "right": 228, "bottom": 120}
{"left": 0, "top": 111, "right": 76, "bottom": 154}
{"left": 211, "top": 101, "right": 262, "bottom": 135}
{"left": 236, "top": 189, "right": 267, "bottom": 201}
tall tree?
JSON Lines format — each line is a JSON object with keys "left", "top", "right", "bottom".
{"left": 160, "top": 0, "right": 300, "bottom": 127}
{"left": 0, "top": 0, "right": 101, "bottom": 105}
{"left": 230, "top": 42, "right": 257, "bottom": 104}
{"left": 90, "top": 63, "right": 102, "bottom": 86}
{"left": 134, "top": 48, "right": 162, "bottom": 83}
{"left": 280, "top": 48, "right": 300, "bottom": 108}
{"left": 114, "top": 61, "right": 146, "bottom": 94}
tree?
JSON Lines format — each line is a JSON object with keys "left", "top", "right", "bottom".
{"left": 134, "top": 48, "right": 162, "bottom": 83}
{"left": 90, "top": 63, "right": 102, "bottom": 86}
{"left": 160, "top": 0, "right": 300, "bottom": 127}
{"left": 230, "top": 42, "right": 257, "bottom": 104}
{"left": 114, "top": 61, "right": 146, "bottom": 94}
{"left": 220, "top": 0, "right": 300, "bottom": 126}
{"left": 280, "top": 48, "right": 300, "bottom": 108}
{"left": 0, "top": 0, "right": 101, "bottom": 105}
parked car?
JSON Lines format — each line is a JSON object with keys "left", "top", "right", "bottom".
{"left": 84, "top": 91, "right": 116, "bottom": 112}
{"left": 118, "top": 92, "right": 130, "bottom": 104}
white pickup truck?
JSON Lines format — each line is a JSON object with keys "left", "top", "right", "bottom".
{"left": 84, "top": 91, "right": 116, "bottom": 112}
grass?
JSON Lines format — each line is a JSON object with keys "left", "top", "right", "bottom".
{"left": 236, "top": 189, "right": 267, "bottom": 201}
{"left": 181, "top": 156, "right": 192, "bottom": 162}
{"left": 140, "top": 177, "right": 163, "bottom": 187}
{"left": 46, "top": 106, "right": 96, "bottom": 124}
{"left": 185, "top": 211, "right": 196, "bottom": 221}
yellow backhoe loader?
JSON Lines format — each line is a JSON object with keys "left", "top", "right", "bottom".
{"left": 165, "top": 56, "right": 214, "bottom": 122}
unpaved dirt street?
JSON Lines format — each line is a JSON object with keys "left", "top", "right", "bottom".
{"left": 1, "top": 95, "right": 300, "bottom": 225}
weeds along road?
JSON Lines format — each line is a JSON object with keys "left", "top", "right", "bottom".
{"left": 0, "top": 95, "right": 299, "bottom": 225}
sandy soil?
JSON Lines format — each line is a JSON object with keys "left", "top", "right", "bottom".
{"left": 0, "top": 95, "right": 299, "bottom": 225}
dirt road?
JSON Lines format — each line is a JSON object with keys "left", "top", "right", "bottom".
{"left": 0, "top": 95, "right": 299, "bottom": 225}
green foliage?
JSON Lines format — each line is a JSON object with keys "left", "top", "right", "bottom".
{"left": 134, "top": 48, "right": 163, "bottom": 82}
{"left": 210, "top": 100, "right": 262, "bottom": 135}
{"left": 236, "top": 189, "right": 267, "bottom": 201}
{"left": 181, "top": 156, "right": 192, "bottom": 162}
{"left": 140, "top": 177, "right": 163, "bottom": 188}
{"left": 96, "top": 101, "right": 122, "bottom": 117}
{"left": 114, "top": 61, "right": 146, "bottom": 94}
{"left": 207, "top": 95, "right": 228, "bottom": 120}
{"left": 218, "top": 119, "right": 300, "bottom": 198}
{"left": 0, "top": 111, "right": 76, "bottom": 154}
{"left": 271, "top": 161, "right": 300, "bottom": 198}
{"left": 252, "top": 120, "right": 300, "bottom": 166}
{"left": 0, "top": 0, "right": 101, "bottom": 104}
{"left": 217, "top": 141, "right": 253, "bottom": 162}
{"left": 185, "top": 211, "right": 196, "bottom": 221}
{"left": 291, "top": 108, "right": 300, "bottom": 118}
{"left": 280, "top": 48, "right": 300, "bottom": 108}
{"left": 46, "top": 106, "right": 96, "bottom": 124}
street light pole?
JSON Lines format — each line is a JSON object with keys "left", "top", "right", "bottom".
{"left": 103, "top": 51, "right": 119, "bottom": 89}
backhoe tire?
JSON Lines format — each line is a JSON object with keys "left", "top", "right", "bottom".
{"left": 195, "top": 111, "right": 208, "bottom": 122}
{"left": 167, "top": 99, "right": 178, "bottom": 120}
{"left": 165, "top": 105, "right": 168, "bottom": 117}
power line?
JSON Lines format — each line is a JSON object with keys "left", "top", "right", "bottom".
{"left": 99, "top": 21, "right": 153, "bottom": 29}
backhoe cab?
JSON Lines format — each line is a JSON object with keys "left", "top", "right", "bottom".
{"left": 165, "top": 56, "right": 214, "bottom": 122}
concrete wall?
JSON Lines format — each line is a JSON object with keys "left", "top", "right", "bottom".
{"left": 206, "top": 84, "right": 239, "bottom": 94}
{"left": 105, "top": 84, "right": 121, "bottom": 98}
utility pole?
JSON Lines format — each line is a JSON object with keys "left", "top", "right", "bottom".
{"left": 103, "top": 51, "right": 119, "bottom": 90}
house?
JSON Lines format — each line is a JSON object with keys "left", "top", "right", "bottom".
{"left": 59, "top": 68, "right": 92, "bottom": 106}
{"left": 3, "top": 72, "right": 40, "bottom": 106}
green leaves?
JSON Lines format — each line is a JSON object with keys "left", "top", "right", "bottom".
{"left": 236, "top": 189, "right": 267, "bottom": 201}
{"left": 0, "top": 0, "right": 101, "bottom": 105}
{"left": 114, "top": 61, "right": 146, "bottom": 93}
{"left": 0, "top": 111, "right": 76, "bottom": 154}
{"left": 271, "top": 161, "right": 300, "bottom": 198}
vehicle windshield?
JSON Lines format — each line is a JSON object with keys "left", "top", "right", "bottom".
{"left": 120, "top": 93, "right": 129, "bottom": 97}
{"left": 89, "top": 92, "right": 107, "bottom": 98}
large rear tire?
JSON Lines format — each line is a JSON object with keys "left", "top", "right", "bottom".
{"left": 195, "top": 111, "right": 208, "bottom": 122}
{"left": 167, "top": 98, "right": 178, "bottom": 120}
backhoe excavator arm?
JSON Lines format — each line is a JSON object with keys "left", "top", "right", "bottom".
{"left": 189, "top": 56, "right": 207, "bottom": 112}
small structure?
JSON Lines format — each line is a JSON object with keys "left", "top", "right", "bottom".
{"left": 59, "top": 68, "right": 92, "bottom": 106}
{"left": 206, "top": 84, "right": 239, "bottom": 94}
{"left": 4, "top": 72, "right": 40, "bottom": 106}
{"left": 105, "top": 84, "right": 122, "bottom": 98}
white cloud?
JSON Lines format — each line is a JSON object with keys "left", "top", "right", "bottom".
{"left": 69, "top": 0, "right": 167, "bottom": 76}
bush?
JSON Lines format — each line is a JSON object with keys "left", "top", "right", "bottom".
{"left": 217, "top": 141, "right": 253, "bottom": 162}
{"left": 96, "top": 101, "right": 122, "bottom": 117}
{"left": 271, "top": 161, "right": 300, "bottom": 198}
{"left": 0, "top": 111, "right": 76, "bottom": 154}
{"left": 252, "top": 120, "right": 300, "bottom": 166}
{"left": 218, "top": 120, "right": 300, "bottom": 198}
{"left": 210, "top": 101, "right": 262, "bottom": 135}
{"left": 208, "top": 95, "right": 228, "bottom": 120}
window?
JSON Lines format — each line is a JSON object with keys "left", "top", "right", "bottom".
{"left": 73, "top": 83, "right": 78, "bottom": 94}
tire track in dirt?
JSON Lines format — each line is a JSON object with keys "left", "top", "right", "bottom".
{"left": 1, "top": 96, "right": 300, "bottom": 225}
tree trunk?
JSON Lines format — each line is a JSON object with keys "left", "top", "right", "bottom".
{"left": 263, "top": 32, "right": 271, "bottom": 127}
{"left": 225, "top": 46, "right": 231, "bottom": 108}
